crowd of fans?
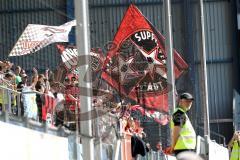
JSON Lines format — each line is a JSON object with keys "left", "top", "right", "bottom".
{"left": 0, "top": 60, "right": 80, "bottom": 129}
{"left": 0, "top": 60, "right": 172, "bottom": 159}
{"left": 0, "top": 60, "right": 145, "bottom": 131}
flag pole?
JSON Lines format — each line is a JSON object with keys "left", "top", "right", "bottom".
{"left": 164, "top": 0, "right": 176, "bottom": 150}
{"left": 198, "top": 0, "right": 210, "bottom": 137}
{"left": 74, "top": 0, "right": 94, "bottom": 160}
{"left": 164, "top": 0, "right": 176, "bottom": 114}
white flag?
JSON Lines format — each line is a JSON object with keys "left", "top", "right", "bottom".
{"left": 9, "top": 20, "right": 76, "bottom": 57}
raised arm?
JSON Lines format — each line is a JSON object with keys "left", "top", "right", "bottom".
{"left": 228, "top": 131, "right": 238, "bottom": 150}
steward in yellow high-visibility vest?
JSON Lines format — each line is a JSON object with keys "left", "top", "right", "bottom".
{"left": 171, "top": 92, "right": 196, "bottom": 156}
{"left": 228, "top": 132, "right": 240, "bottom": 160}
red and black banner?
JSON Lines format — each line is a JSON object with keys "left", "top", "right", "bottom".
{"left": 102, "top": 4, "right": 188, "bottom": 113}
{"left": 56, "top": 44, "right": 105, "bottom": 82}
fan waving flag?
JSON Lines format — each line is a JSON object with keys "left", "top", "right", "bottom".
{"left": 9, "top": 20, "right": 76, "bottom": 57}
{"left": 101, "top": 4, "right": 188, "bottom": 113}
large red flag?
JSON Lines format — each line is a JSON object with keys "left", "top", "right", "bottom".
{"left": 101, "top": 4, "right": 188, "bottom": 113}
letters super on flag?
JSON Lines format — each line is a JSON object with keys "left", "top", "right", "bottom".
{"left": 9, "top": 20, "right": 76, "bottom": 57}
{"left": 102, "top": 4, "right": 188, "bottom": 113}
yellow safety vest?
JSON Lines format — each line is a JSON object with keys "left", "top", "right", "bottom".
{"left": 230, "top": 141, "right": 240, "bottom": 160}
{"left": 0, "top": 83, "right": 9, "bottom": 105}
{"left": 171, "top": 108, "right": 196, "bottom": 150}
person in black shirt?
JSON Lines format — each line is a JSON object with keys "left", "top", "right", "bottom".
{"left": 172, "top": 109, "right": 187, "bottom": 128}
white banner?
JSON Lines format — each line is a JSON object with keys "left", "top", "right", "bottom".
{"left": 9, "top": 20, "right": 76, "bottom": 56}
{"left": 22, "top": 87, "right": 38, "bottom": 120}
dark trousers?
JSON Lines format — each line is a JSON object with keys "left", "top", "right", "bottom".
{"left": 36, "top": 95, "right": 42, "bottom": 122}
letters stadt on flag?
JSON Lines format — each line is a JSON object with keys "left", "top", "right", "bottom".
{"left": 9, "top": 20, "right": 76, "bottom": 56}
{"left": 102, "top": 4, "right": 188, "bottom": 113}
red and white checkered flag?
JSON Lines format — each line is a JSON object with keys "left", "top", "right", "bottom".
{"left": 9, "top": 20, "right": 76, "bottom": 57}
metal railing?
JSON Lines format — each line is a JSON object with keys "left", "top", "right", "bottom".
{"left": 0, "top": 82, "right": 121, "bottom": 140}
{"left": 136, "top": 151, "right": 172, "bottom": 160}
{"left": 197, "top": 125, "right": 226, "bottom": 146}
{"left": 0, "top": 82, "right": 171, "bottom": 159}
{"left": 0, "top": 83, "right": 73, "bottom": 137}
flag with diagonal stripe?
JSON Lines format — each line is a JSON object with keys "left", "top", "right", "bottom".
{"left": 9, "top": 20, "right": 76, "bottom": 56}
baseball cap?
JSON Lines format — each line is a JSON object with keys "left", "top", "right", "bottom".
{"left": 180, "top": 92, "right": 194, "bottom": 100}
